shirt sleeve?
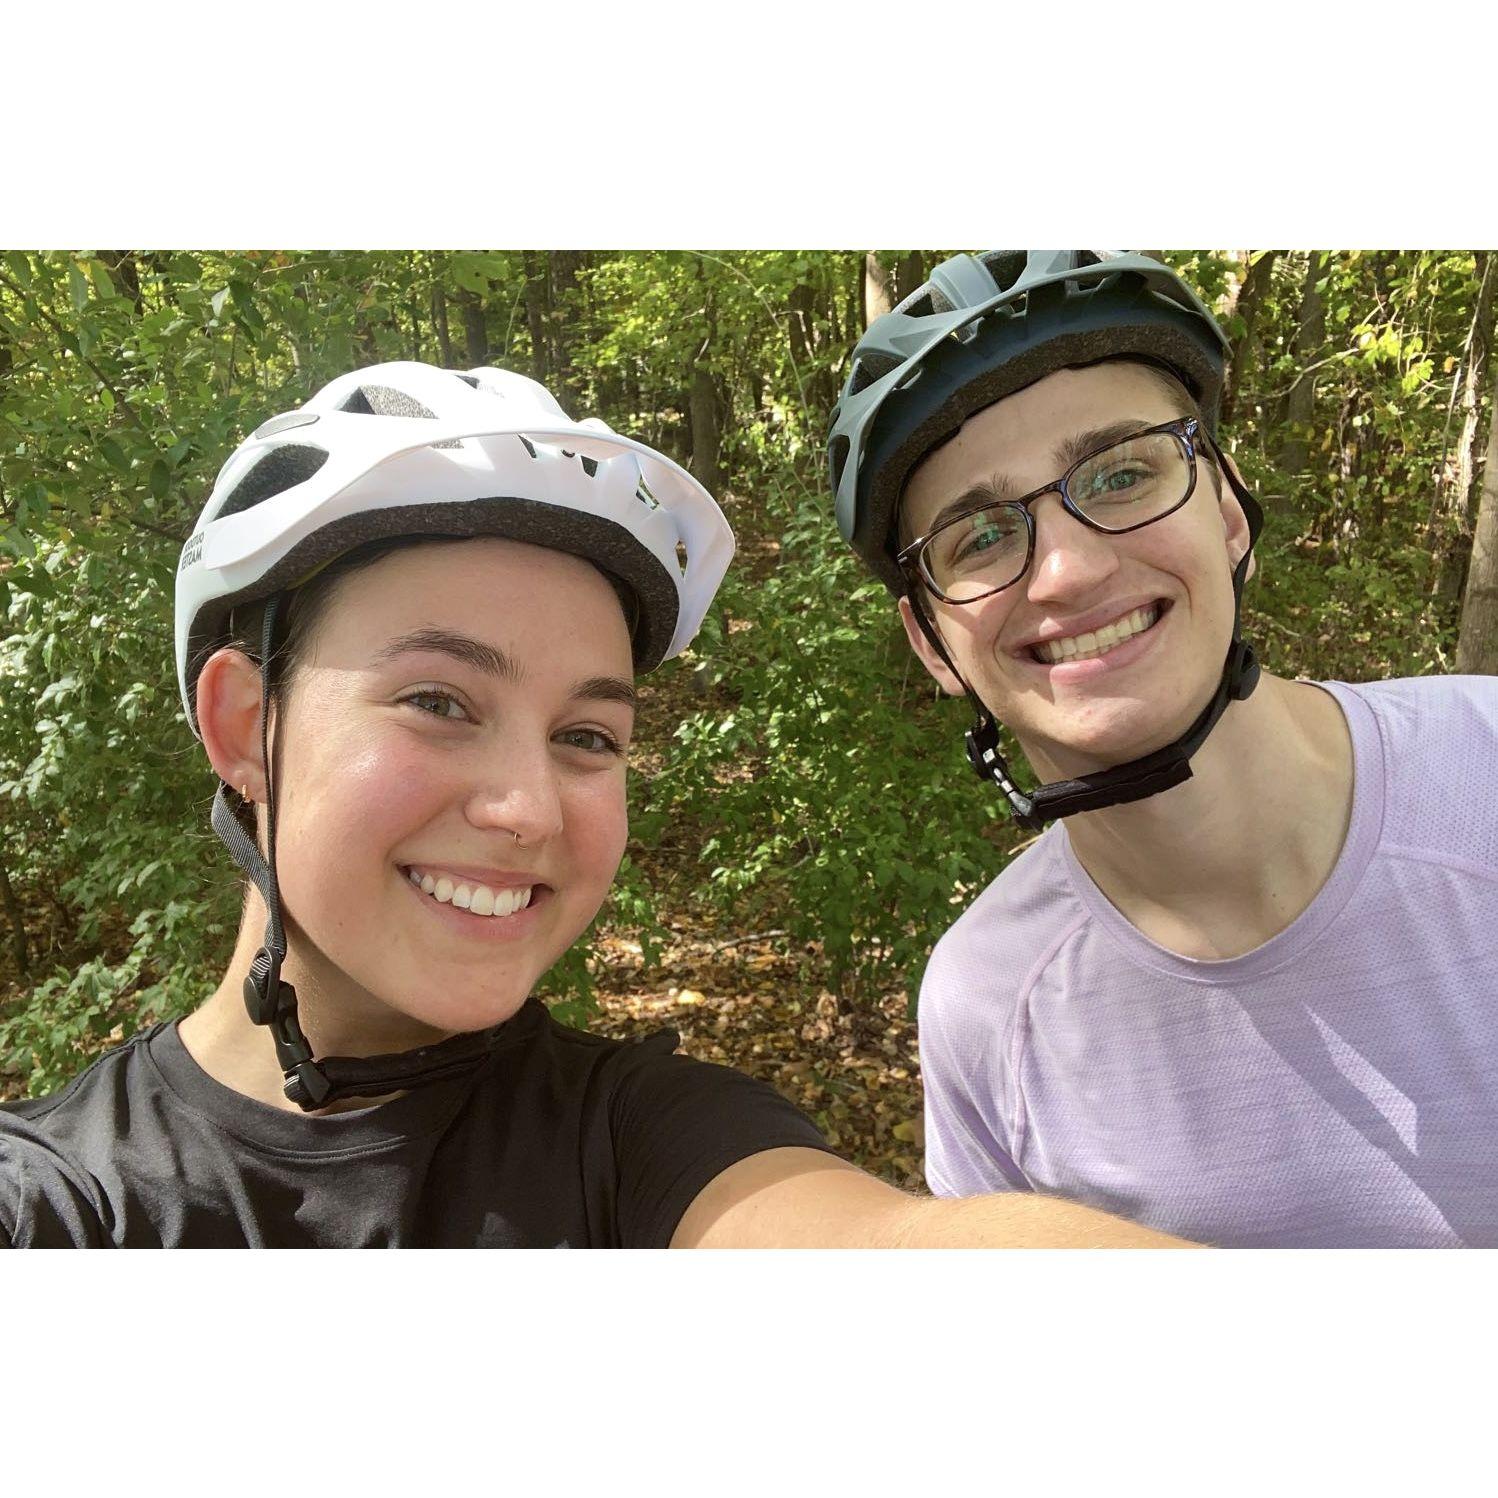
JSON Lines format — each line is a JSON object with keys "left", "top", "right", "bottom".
{"left": 0, "top": 1114, "right": 110, "bottom": 1248}
{"left": 918, "top": 967, "right": 1034, "bottom": 1199}
{"left": 606, "top": 1035, "right": 838, "bottom": 1248}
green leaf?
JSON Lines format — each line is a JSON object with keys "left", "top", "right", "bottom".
{"left": 149, "top": 458, "right": 170, "bottom": 500}
{"left": 69, "top": 262, "right": 90, "bottom": 313}
{"left": 99, "top": 437, "right": 130, "bottom": 473}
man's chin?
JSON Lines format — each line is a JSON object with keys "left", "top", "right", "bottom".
{"left": 1018, "top": 713, "right": 1190, "bottom": 784}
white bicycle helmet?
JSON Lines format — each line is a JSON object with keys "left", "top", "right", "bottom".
{"left": 176, "top": 360, "right": 735, "bottom": 733}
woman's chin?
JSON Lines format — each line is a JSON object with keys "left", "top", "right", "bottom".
{"left": 399, "top": 987, "right": 534, "bottom": 1036}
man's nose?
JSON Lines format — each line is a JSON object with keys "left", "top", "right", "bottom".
{"left": 1023, "top": 491, "right": 1122, "bottom": 606}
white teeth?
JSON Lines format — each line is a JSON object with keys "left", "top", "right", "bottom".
{"left": 1034, "top": 604, "right": 1159, "bottom": 665}
{"left": 406, "top": 869, "right": 534, "bottom": 920}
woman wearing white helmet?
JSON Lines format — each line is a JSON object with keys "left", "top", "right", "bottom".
{"left": 0, "top": 362, "right": 1187, "bottom": 1247}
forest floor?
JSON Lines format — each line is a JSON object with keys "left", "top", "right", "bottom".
{"left": 587, "top": 927, "right": 926, "bottom": 1190}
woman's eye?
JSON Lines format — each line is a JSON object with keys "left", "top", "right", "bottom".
{"left": 557, "top": 727, "right": 625, "bottom": 758}
{"left": 401, "top": 689, "right": 471, "bottom": 722}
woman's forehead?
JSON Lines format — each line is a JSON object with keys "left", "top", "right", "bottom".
{"left": 313, "top": 538, "right": 634, "bottom": 672}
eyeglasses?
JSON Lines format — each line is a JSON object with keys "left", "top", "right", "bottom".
{"left": 898, "top": 417, "right": 1204, "bottom": 604}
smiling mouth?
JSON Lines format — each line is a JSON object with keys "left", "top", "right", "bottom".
{"left": 1028, "top": 601, "right": 1167, "bottom": 665}
{"left": 402, "top": 866, "right": 542, "bottom": 919}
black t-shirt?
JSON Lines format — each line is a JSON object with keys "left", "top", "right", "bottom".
{"left": 0, "top": 999, "right": 833, "bottom": 1247}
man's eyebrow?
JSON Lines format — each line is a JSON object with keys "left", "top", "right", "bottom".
{"left": 920, "top": 418, "right": 1164, "bottom": 536}
{"left": 375, "top": 627, "right": 520, "bottom": 680}
{"left": 1054, "top": 419, "right": 1162, "bottom": 472}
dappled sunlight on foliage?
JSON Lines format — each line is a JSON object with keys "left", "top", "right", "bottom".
{"left": 1, "top": 251, "right": 1494, "bottom": 1182}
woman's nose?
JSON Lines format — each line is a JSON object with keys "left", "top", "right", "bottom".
{"left": 463, "top": 745, "right": 565, "bottom": 846}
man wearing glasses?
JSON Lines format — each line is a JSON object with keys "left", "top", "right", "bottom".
{"left": 828, "top": 250, "right": 1498, "bottom": 1247}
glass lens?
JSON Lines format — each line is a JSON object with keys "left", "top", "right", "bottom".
{"left": 923, "top": 505, "right": 1030, "bottom": 600}
{"left": 1069, "top": 430, "right": 1189, "bottom": 531}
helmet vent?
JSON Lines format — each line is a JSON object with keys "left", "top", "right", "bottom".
{"left": 580, "top": 455, "right": 599, "bottom": 478}
{"left": 517, "top": 436, "right": 538, "bottom": 459}
{"left": 216, "top": 444, "right": 329, "bottom": 519}
{"left": 828, "top": 433, "right": 850, "bottom": 491}
{"left": 340, "top": 385, "right": 437, "bottom": 420}
{"left": 849, "top": 351, "right": 899, "bottom": 396}
{"left": 454, "top": 374, "right": 480, "bottom": 389}
{"left": 978, "top": 250, "right": 1030, "bottom": 292}
{"left": 636, "top": 478, "right": 660, "bottom": 511}
{"left": 342, "top": 384, "right": 461, "bottom": 449}
{"left": 675, "top": 538, "right": 689, "bottom": 575}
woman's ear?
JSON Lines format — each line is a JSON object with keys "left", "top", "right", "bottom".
{"left": 898, "top": 595, "right": 966, "bottom": 697}
{"left": 196, "top": 648, "right": 268, "bottom": 799}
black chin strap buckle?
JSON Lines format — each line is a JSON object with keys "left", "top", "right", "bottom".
{"left": 242, "top": 944, "right": 332, "bottom": 1110}
{"left": 1228, "top": 638, "right": 1261, "bottom": 701}
{"left": 966, "top": 717, "right": 1043, "bottom": 831}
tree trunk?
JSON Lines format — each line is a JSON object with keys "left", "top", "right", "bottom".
{"left": 1280, "top": 252, "right": 1327, "bottom": 475}
{"left": 1219, "top": 250, "right": 1279, "bottom": 428}
{"left": 1455, "top": 252, "right": 1496, "bottom": 529}
{"left": 522, "top": 253, "right": 549, "bottom": 383}
{"left": 864, "top": 252, "right": 895, "bottom": 326}
{"left": 894, "top": 251, "right": 926, "bottom": 303}
{"left": 408, "top": 293, "right": 422, "bottom": 362}
{"left": 548, "top": 251, "right": 586, "bottom": 404}
{"left": 431, "top": 284, "right": 453, "bottom": 366}
{"left": 689, "top": 365, "right": 721, "bottom": 494}
{"left": 0, "top": 843, "right": 29, "bottom": 980}
{"left": 457, "top": 289, "right": 487, "bottom": 365}
{"left": 1456, "top": 365, "right": 1498, "bottom": 673}
{"left": 99, "top": 250, "right": 144, "bottom": 314}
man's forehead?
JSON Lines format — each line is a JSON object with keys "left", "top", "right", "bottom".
{"left": 901, "top": 363, "right": 1190, "bottom": 527}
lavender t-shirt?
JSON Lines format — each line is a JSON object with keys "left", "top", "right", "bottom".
{"left": 919, "top": 676, "right": 1498, "bottom": 1247}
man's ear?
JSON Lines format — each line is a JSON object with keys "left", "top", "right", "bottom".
{"left": 898, "top": 595, "right": 966, "bottom": 697}
{"left": 1214, "top": 450, "right": 1258, "bottom": 582}
{"left": 197, "top": 648, "right": 269, "bottom": 799}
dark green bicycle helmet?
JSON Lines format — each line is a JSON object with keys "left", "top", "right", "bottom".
{"left": 829, "top": 250, "right": 1233, "bottom": 596}
{"left": 827, "top": 251, "right": 1262, "bottom": 830}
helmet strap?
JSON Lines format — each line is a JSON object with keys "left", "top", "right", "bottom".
{"left": 209, "top": 594, "right": 498, "bottom": 1111}
{"left": 912, "top": 451, "right": 1264, "bottom": 831}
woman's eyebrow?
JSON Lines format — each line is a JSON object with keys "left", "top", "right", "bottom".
{"left": 570, "top": 676, "right": 638, "bottom": 710}
{"left": 374, "top": 630, "right": 635, "bottom": 708}
{"left": 374, "top": 627, "right": 520, "bottom": 680}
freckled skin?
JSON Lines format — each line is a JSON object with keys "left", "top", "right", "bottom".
{"left": 899, "top": 363, "right": 1251, "bottom": 782}
{"left": 264, "top": 538, "right": 635, "bottom": 1045}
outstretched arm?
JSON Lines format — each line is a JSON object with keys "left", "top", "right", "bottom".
{"left": 671, "top": 1147, "right": 1197, "bottom": 1248}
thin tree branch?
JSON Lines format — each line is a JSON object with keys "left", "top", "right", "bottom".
{"left": 0, "top": 269, "right": 149, "bottom": 434}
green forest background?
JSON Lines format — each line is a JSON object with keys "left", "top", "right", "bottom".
{"left": 2, "top": 250, "right": 1496, "bottom": 1178}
